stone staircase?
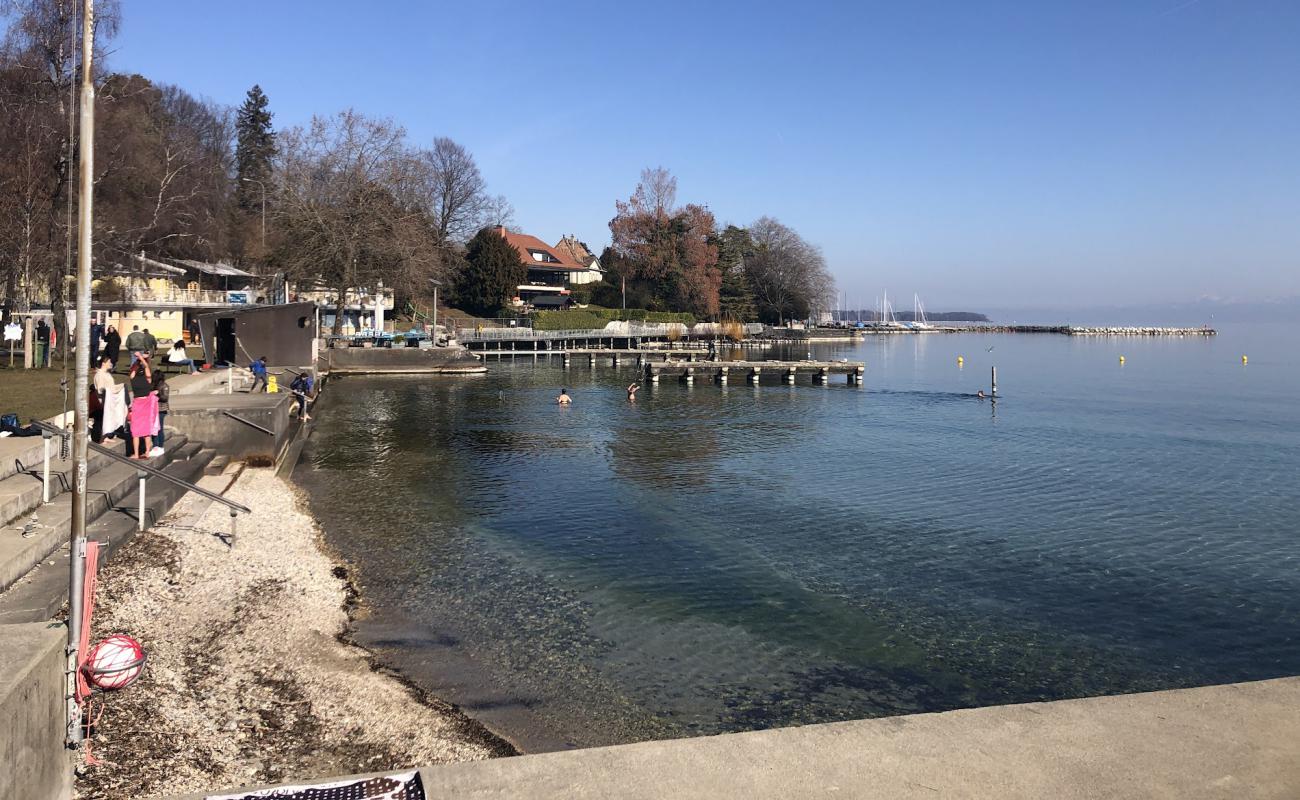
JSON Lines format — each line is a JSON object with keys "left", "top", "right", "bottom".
{"left": 0, "top": 429, "right": 215, "bottom": 623}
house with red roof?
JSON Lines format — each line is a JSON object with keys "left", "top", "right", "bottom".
{"left": 493, "top": 226, "right": 603, "bottom": 309}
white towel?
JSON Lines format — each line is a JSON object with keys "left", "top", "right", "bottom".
{"left": 102, "top": 385, "right": 128, "bottom": 436}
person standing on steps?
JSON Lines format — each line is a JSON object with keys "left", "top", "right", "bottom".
{"left": 150, "top": 370, "right": 169, "bottom": 457}
{"left": 142, "top": 327, "right": 158, "bottom": 361}
{"left": 91, "top": 356, "right": 116, "bottom": 443}
{"left": 126, "top": 353, "right": 159, "bottom": 460}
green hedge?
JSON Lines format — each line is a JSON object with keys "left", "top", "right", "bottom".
{"left": 532, "top": 310, "right": 605, "bottom": 330}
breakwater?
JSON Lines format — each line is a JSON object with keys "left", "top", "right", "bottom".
{"left": 960, "top": 325, "right": 1216, "bottom": 335}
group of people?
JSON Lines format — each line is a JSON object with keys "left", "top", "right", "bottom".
{"left": 555, "top": 382, "right": 640, "bottom": 405}
{"left": 91, "top": 350, "right": 169, "bottom": 459}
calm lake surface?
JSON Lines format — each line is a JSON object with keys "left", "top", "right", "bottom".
{"left": 294, "top": 323, "right": 1300, "bottom": 751}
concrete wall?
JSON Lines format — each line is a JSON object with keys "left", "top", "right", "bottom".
{"left": 0, "top": 623, "right": 70, "bottom": 800}
{"left": 325, "top": 346, "right": 486, "bottom": 374}
{"left": 166, "top": 394, "right": 293, "bottom": 462}
{"left": 197, "top": 302, "right": 318, "bottom": 368}
{"left": 177, "top": 676, "right": 1300, "bottom": 800}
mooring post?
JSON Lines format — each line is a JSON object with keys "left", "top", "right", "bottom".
{"left": 718, "top": 367, "right": 728, "bottom": 384}
{"left": 786, "top": 367, "right": 797, "bottom": 384}
{"left": 817, "top": 367, "right": 829, "bottom": 384}
{"left": 588, "top": 354, "right": 595, "bottom": 368}
{"left": 684, "top": 367, "right": 694, "bottom": 385}
{"left": 750, "top": 367, "right": 761, "bottom": 384}
{"left": 137, "top": 469, "right": 147, "bottom": 531}
{"left": 991, "top": 366, "right": 998, "bottom": 397}
{"left": 230, "top": 508, "right": 238, "bottom": 546}
{"left": 42, "top": 428, "right": 53, "bottom": 503}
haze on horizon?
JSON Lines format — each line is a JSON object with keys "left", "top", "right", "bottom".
{"left": 102, "top": 0, "right": 1300, "bottom": 312}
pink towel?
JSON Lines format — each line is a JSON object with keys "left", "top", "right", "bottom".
{"left": 129, "top": 394, "right": 159, "bottom": 438}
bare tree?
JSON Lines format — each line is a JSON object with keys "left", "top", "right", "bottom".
{"left": 274, "top": 110, "right": 433, "bottom": 333}
{"left": 745, "top": 216, "right": 834, "bottom": 325}
{"left": 0, "top": 0, "right": 120, "bottom": 332}
{"left": 482, "top": 193, "right": 515, "bottom": 229}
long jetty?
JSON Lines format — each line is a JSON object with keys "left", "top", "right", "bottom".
{"left": 645, "top": 360, "right": 866, "bottom": 385}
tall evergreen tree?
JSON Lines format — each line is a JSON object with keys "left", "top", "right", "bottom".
{"left": 455, "top": 228, "right": 526, "bottom": 315}
{"left": 714, "top": 225, "right": 758, "bottom": 321}
{"left": 235, "top": 85, "right": 275, "bottom": 210}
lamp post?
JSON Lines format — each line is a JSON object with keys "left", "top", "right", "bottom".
{"left": 241, "top": 177, "right": 266, "bottom": 250}
{"left": 429, "top": 279, "right": 442, "bottom": 344}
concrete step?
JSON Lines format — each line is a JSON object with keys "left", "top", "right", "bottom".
{"left": 0, "top": 446, "right": 215, "bottom": 624}
{"left": 0, "top": 435, "right": 48, "bottom": 483}
{"left": 0, "top": 433, "right": 187, "bottom": 531}
{"left": 0, "top": 436, "right": 190, "bottom": 595}
{"left": 204, "top": 454, "right": 230, "bottom": 476}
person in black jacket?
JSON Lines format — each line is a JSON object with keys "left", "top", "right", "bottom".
{"left": 102, "top": 325, "right": 121, "bottom": 372}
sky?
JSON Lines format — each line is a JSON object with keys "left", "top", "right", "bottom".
{"left": 101, "top": 0, "right": 1300, "bottom": 311}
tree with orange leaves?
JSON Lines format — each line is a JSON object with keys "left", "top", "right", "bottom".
{"left": 608, "top": 167, "right": 721, "bottom": 318}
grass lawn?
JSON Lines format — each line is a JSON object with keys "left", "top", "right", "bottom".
{"left": 0, "top": 344, "right": 200, "bottom": 423}
{"left": 0, "top": 360, "right": 80, "bottom": 422}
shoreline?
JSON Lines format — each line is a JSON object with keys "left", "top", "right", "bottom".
{"left": 76, "top": 466, "right": 511, "bottom": 799}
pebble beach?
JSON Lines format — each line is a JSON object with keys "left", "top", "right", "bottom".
{"left": 76, "top": 467, "right": 511, "bottom": 799}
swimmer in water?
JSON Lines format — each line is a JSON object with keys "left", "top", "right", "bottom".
{"left": 627, "top": 382, "right": 640, "bottom": 401}
{"left": 976, "top": 390, "right": 985, "bottom": 399}
{"left": 557, "top": 388, "right": 572, "bottom": 405}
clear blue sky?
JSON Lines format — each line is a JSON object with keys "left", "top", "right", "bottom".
{"left": 105, "top": 0, "right": 1300, "bottom": 310}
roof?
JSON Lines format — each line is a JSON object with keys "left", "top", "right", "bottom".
{"left": 124, "top": 254, "right": 186, "bottom": 275}
{"left": 494, "top": 227, "right": 587, "bottom": 272}
{"left": 554, "top": 235, "right": 600, "bottom": 269}
{"left": 172, "top": 259, "right": 255, "bottom": 278}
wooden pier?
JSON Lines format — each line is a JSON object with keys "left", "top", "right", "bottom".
{"left": 474, "top": 347, "right": 712, "bottom": 365}
{"left": 644, "top": 360, "right": 866, "bottom": 385}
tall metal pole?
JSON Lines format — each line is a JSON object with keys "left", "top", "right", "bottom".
{"left": 66, "top": 0, "right": 96, "bottom": 748}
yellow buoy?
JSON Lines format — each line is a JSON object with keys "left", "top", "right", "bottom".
{"left": 1242, "top": 355, "right": 1248, "bottom": 365}
{"left": 1119, "top": 355, "right": 1126, "bottom": 364}
{"left": 957, "top": 356, "right": 964, "bottom": 366}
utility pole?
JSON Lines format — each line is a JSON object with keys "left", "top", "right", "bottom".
{"left": 66, "top": 0, "right": 96, "bottom": 748}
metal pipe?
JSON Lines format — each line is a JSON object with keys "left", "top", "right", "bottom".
{"left": 137, "top": 470, "right": 146, "bottom": 531}
{"left": 66, "top": 0, "right": 95, "bottom": 748}
{"left": 42, "top": 430, "right": 52, "bottom": 503}
{"left": 29, "top": 419, "right": 251, "bottom": 515}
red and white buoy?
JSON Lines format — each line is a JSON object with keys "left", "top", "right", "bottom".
{"left": 83, "top": 634, "right": 146, "bottom": 690}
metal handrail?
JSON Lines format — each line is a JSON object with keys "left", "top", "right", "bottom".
{"left": 221, "top": 411, "right": 275, "bottom": 436}
{"left": 28, "top": 419, "right": 251, "bottom": 515}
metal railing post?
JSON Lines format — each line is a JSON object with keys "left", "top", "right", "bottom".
{"left": 137, "top": 469, "right": 147, "bottom": 531}
{"left": 42, "top": 429, "right": 52, "bottom": 503}
{"left": 230, "top": 509, "right": 238, "bottom": 546}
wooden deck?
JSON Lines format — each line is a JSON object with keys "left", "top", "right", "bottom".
{"left": 645, "top": 360, "right": 866, "bottom": 385}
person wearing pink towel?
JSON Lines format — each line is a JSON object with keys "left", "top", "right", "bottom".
{"left": 127, "top": 354, "right": 159, "bottom": 459}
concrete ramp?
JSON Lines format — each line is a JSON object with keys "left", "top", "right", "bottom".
{"left": 180, "top": 676, "right": 1300, "bottom": 799}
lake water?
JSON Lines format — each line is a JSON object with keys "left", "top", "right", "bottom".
{"left": 293, "top": 324, "right": 1300, "bottom": 752}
